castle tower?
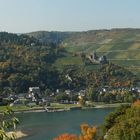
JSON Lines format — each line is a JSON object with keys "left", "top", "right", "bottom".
{"left": 92, "top": 51, "right": 98, "bottom": 61}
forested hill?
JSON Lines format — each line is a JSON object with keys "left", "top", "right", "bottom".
{"left": 0, "top": 32, "right": 39, "bottom": 46}
{"left": 27, "top": 31, "right": 71, "bottom": 45}
{"left": 0, "top": 32, "right": 60, "bottom": 93}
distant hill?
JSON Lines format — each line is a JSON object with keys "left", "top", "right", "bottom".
{"left": 27, "top": 28, "right": 140, "bottom": 47}
{"left": 27, "top": 31, "right": 71, "bottom": 45}
{"left": 27, "top": 28, "right": 140, "bottom": 75}
{"left": 0, "top": 32, "right": 39, "bottom": 46}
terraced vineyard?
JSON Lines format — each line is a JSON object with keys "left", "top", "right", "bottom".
{"left": 28, "top": 28, "right": 140, "bottom": 75}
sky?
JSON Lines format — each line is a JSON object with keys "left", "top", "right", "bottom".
{"left": 0, "top": 0, "right": 140, "bottom": 33}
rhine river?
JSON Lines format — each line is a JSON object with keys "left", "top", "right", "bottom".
{"left": 18, "top": 108, "right": 114, "bottom": 140}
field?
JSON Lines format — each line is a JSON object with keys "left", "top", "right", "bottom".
{"left": 0, "top": 105, "right": 44, "bottom": 113}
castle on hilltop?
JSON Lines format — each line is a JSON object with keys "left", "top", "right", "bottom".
{"left": 88, "top": 51, "right": 108, "bottom": 65}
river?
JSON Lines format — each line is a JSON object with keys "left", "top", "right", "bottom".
{"left": 18, "top": 108, "right": 114, "bottom": 140}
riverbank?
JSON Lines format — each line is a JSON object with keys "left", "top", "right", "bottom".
{"left": 0, "top": 105, "right": 46, "bottom": 114}
{"left": 0, "top": 103, "right": 131, "bottom": 114}
{"left": 92, "top": 102, "right": 131, "bottom": 108}
{"left": 15, "top": 103, "right": 131, "bottom": 113}
{"left": 7, "top": 130, "right": 27, "bottom": 139}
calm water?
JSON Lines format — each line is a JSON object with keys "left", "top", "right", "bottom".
{"left": 18, "top": 108, "right": 114, "bottom": 140}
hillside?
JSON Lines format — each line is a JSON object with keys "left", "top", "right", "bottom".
{"left": 0, "top": 31, "right": 139, "bottom": 94}
{"left": 28, "top": 28, "right": 140, "bottom": 75}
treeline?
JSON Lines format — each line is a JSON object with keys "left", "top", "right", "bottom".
{"left": 0, "top": 32, "right": 39, "bottom": 46}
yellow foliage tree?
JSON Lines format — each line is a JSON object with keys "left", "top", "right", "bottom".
{"left": 54, "top": 124, "right": 97, "bottom": 140}
{"left": 80, "top": 124, "right": 97, "bottom": 140}
{"left": 79, "top": 97, "right": 85, "bottom": 106}
{"left": 54, "top": 133, "right": 78, "bottom": 140}
{"left": 132, "top": 99, "right": 140, "bottom": 107}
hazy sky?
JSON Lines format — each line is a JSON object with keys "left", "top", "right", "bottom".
{"left": 0, "top": 0, "right": 140, "bottom": 33}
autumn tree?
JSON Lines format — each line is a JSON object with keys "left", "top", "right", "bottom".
{"left": 54, "top": 124, "right": 97, "bottom": 140}
{"left": 54, "top": 133, "right": 78, "bottom": 140}
{"left": 80, "top": 124, "right": 97, "bottom": 140}
{"left": 132, "top": 99, "right": 140, "bottom": 107}
{"left": 79, "top": 96, "right": 85, "bottom": 106}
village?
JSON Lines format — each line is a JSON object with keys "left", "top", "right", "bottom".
{"left": 0, "top": 85, "right": 140, "bottom": 112}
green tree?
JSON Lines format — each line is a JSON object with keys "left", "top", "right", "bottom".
{"left": 87, "top": 86, "right": 95, "bottom": 102}
{"left": 0, "top": 106, "right": 19, "bottom": 140}
{"left": 55, "top": 93, "right": 70, "bottom": 102}
{"left": 103, "top": 104, "right": 140, "bottom": 140}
